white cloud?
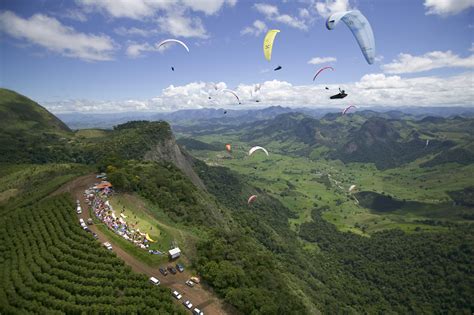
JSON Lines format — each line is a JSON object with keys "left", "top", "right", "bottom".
{"left": 424, "top": 0, "right": 474, "bottom": 16}
{"left": 76, "top": 0, "right": 235, "bottom": 18}
{"left": 308, "top": 56, "right": 337, "bottom": 65}
{"left": 0, "top": 11, "right": 116, "bottom": 61}
{"left": 115, "top": 26, "right": 156, "bottom": 37}
{"left": 61, "top": 9, "right": 88, "bottom": 22}
{"left": 125, "top": 42, "right": 155, "bottom": 58}
{"left": 157, "top": 12, "right": 208, "bottom": 38}
{"left": 44, "top": 73, "right": 474, "bottom": 113}
{"left": 315, "top": 0, "right": 351, "bottom": 17}
{"left": 254, "top": 3, "right": 309, "bottom": 30}
{"left": 382, "top": 50, "right": 474, "bottom": 74}
{"left": 181, "top": 0, "right": 237, "bottom": 15}
{"left": 241, "top": 20, "right": 267, "bottom": 36}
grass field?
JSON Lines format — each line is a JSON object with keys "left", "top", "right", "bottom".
{"left": 184, "top": 138, "right": 472, "bottom": 235}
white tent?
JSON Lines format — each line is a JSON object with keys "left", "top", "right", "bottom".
{"left": 168, "top": 247, "right": 181, "bottom": 259}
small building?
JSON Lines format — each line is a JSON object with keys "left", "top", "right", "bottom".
{"left": 168, "top": 247, "right": 181, "bottom": 259}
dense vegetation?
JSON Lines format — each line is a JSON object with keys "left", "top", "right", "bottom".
{"left": 0, "top": 193, "right": 182, "bottom": 314}
{"left": 193, "top": 160, "right": 474, "bottom": 314}
{"left": 299, "top": 208, "right": 474, "bottom": 313}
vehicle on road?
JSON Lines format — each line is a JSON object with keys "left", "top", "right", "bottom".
{"left": 159, "top": 268, "right": 168, "bottom": 276}
{"left": 168, "top": 266, "right": 177, "bottom": 274}
{"left": 172, "top": 290, "right": 182, "bottom": 300}
{"left": 176, "top": 263, "right": 184, "bottom": 272}
{"left": 185, "top": 280, "right": 195, "bottom": 287}
{"left": 149, "top": 277, "right": 160, "bottom": 286}
{"left": 183, "top": 300, "right": 193, "bottom": 309}
{"left": 103, "top": 242, "right": 112, "bottom": 250}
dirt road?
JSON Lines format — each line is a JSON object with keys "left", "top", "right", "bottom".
{"left": 54, "top": 174, "right": 230, "bottom": 315}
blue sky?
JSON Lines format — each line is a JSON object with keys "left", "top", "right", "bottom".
{"left": 0, "top": 0, "right": 473, "bottom": 112}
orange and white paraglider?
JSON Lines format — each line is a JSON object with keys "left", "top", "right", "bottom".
{"left": 225, "top": 144, "right": 231, "bottom": 152}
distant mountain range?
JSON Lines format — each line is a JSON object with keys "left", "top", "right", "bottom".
{"left": 56, "top": 106, "right": 474, "bottom": 130}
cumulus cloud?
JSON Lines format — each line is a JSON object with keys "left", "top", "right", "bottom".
{"left": 0, "top": 11, "right": 116, "bottom": 61}
{"left": 424, "top": 0, "right": 474, "bottom": 16}
{"left": 382, "top": 50, "right": 474, "bottom": 74}
{"left": 114, "top": 26, "right": 156, "bottom": 37}
{"left": 76, "top": 0, "right": 235, "bottom": 38}
{"left": 254, "top": 3, "right": 309, "bottom": 30}
{"left": 308, "top": 56, "right": 337, "bottom": 65}
{"left": 76, "top": 0, "right": 234, "bottom": 21}
{"left": 241, "top": 20, "right": 267, "bottom": 36}
{"left": 157, "top": 12, "right": 209, "bottom": 38}
{"left": 44, "top": 73, "right": 474, "bottom": 113}
{"left": 315, "top": 0, "right": 351, "bottom": 17}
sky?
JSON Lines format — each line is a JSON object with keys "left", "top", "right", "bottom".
{"left": 0, "top": 0, "right": 473, "bottom": 113}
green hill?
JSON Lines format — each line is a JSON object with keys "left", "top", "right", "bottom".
{"left": 0, "top": 88, "right": 70, "bottom": 133}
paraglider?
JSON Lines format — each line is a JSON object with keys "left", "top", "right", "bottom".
{"left": 325, "top": 87, "right": 329, "bottom": 90}
{"left": 225, "top": 144, "right": 231, "bottom": 152}
{"left": 254, "top": 84, "right": 262, "bottom": 92}
{"left": 349, "top": 185, "right": 357, "bottom": 193}
{"left": 425, "top": 139, "right": 430, "bottom": 147}
{"left": 224, "top": 110, "right": 227, "bottom": 114}
{"left": 313, "top": 67, "right": 334, "bottom": 81}
{"left": 248, "top": 195, "right": 257, "bottom": 205}
{"left": 249, "top": 146, "right": 269, "bottom": 157}
{"left": 222, "top": 89, "right": 241, "bottom": 104}
{"left": 263, "top": 29, "right": 280, "bottom": 61}
{"left": 326, "top": 10, "right": 375, "bottom": 64}
{"left": 255, "top": 100, "right": 260, "bottom": 102}
{"left": 342, "top": 105, "right": 357, "bottom": 115}
{"left": 330, "top": 88, "right": 348, "bottom": 99}
{"left": 171, "top": 66, "right": 175, "bottom": 71}
{"left": 274, "top": 65, "right": 282, "bottom": 71}
{"left": 157, "top": 39, "right": 190, "bottom": 53}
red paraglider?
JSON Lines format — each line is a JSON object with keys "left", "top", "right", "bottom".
{"left": 342, "top": 105, "right": 357, "bottom": 115}
{"left": 313, "top": 66, "right": 334, "bottom": 81}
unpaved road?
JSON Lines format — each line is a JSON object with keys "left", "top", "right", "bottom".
{"left": 55, "top": 174, "right": 231, "bottom": 315}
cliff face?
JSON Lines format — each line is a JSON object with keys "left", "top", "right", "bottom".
{"left": 144, "top": 133, "right": 206, "bottom": 190}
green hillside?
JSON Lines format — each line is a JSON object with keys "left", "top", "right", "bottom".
{"left": 0, "top": 88, "right": 70, "bottom": 133}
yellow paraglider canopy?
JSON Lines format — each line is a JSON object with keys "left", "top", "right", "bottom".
{"left": 145, "top": 233, "right": 156, "bottom": 242}
{"left": 263, "top": 29, "right": 280, "bottom": 61}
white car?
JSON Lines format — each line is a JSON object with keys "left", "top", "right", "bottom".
{"left": 149, "top": 277, "right": 160, "bottom": 286}
{"left": 193, "top": 308, "right": 204, "bottom": 315}
{"left": 76, "top": 206, "right": 82, "bottom": 214}
{"left": 185, "top": 280, "right": 195, "bottom": 287}
{"left": 172, "top": 290, "right": 182, "bottom": 300}
{"left": 103, "top": 242, "right": 113, "bottom": 250}
{"left": 183, "top": 300, "right": 193, "bottom": 309}
{"left": 79, "top": 218, "right": 84, "bottom": 224}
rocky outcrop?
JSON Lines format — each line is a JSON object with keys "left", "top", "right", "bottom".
{"left": 144, "top": 134, "right": 206, "bottom": 190}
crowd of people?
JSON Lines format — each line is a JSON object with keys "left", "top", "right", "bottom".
{"left": 84, "top": 182, "right": 156, "bottom": 251}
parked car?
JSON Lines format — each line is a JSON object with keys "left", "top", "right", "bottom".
{"left": 92, "top": 232, "right": 98, "bottom": 239}
{"left": 76, "top": 206, "right": 82, "bottom": 214}
{"left": 176, "top": 263, "right": 184, "bottom": 272}
{"left": 167, "top": 266, "right": 177, "bottom": 275}
{"left": 103, "top": 242, "right": 112, "bottom": 250}
{"left": 159, "top": 268, "right": 168, "bottom": 276}
{"left": 183, "top": 300, "right": 193, "bottom": 309}
{"left": 190, "top": 276, "right": 200, "bottom": 284}
{"left": 172, "top": 290, "right": 182, "bottom": 300}
{"left": 185, "top": 280, "right": 195, "bottom": 287}
{"left": 149, "top": 277, "right": 160, "bottom": 286}
{"left": 193, "top": 308, "right": 204, "bottom": 315}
